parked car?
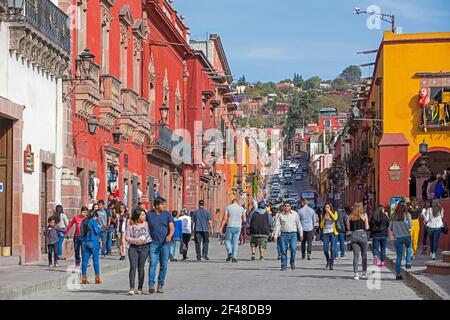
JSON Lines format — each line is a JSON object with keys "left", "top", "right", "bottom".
{"left": 295, "top": 174, "right": 303, "bottom": 181}
{"left": 284, "top": 171, "right": 292, "bottom": 178}
{"left": 284, "top": 178, "right": 293, "bottom": 185}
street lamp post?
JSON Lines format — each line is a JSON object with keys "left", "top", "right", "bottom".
{"left": 354, "top": 7, "right": 395, "bottom": 33}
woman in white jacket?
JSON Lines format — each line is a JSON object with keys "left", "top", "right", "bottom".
{"left": 424, "top": 199, "right": 444, "bottom": 260}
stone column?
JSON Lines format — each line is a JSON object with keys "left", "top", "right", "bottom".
{"left": 414, "top": 156, "right": 432, "bottom": 202}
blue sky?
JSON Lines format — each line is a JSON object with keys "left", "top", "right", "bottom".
{"left": 174, "top": 0, "right": 450, "bottom": 82}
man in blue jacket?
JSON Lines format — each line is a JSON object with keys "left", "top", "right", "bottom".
{"left": 146, "top": 197, "right": 174, "bottom": 294}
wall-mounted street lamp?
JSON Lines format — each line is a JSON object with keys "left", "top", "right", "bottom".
{"left": 0, "top": 0, "right": 25, "bottom": 22}
{"left": 354, "top": 7, "right": 395, "bottom": 33}
{"left": 63, "top": 48, "right": 96, "bottom": 101}
{"left": 73, "top": 115, "right": 99, "bottom": 138}
{"left": 112, "top": 126, "right": 122, "bottom": 144}
{"left": 419, "top": 140, "right": 428, "bottom": 156}
{"left": 112, "top": 103, "right": 169, "bottom": 144}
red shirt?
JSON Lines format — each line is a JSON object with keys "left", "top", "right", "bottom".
{"left": 65, "top": 215, "right": 85, "bottom": 238}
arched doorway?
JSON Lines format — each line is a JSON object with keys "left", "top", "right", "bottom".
{"left": 410, "top": 150, "right": 450, "bottom": 200}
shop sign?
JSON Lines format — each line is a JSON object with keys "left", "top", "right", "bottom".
{"left": 388, "top": 163, "right": 401, "bottom": 181}
{"left": 24, "top": 144, "right": 34, "bottom": 173}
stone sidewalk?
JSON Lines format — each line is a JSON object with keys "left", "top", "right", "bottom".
{"left": 384, "top": 244, "right": 450, "bottom": 300}
{"left": 0, "top": 253, "right": 128, "bottom": 300}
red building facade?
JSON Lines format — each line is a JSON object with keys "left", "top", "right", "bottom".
{"left": 66, "top": 0, "right": 232, "bottom": 215}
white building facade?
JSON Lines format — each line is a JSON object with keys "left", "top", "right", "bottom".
{"left": 0, "top": 0, "right": 70, "bottom": 263}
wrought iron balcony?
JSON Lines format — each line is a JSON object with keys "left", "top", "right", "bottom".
{"left": 22, "top": 0, "right": 71, "bottom": 53}
{"left": 147, "top": 126, "right": 192, "bottom": 164}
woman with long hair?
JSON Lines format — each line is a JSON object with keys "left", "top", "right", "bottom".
{"left": 370, "top": 205, "right": 390, "bottom": 268}
{"left": 53, "top": 205, "right": 69, "bottom": 260}
{"left": 81, "top": 210, "right": 101, "bottom": 284}
{"left": 389, "top": 202, "right": 412, "bottom": 280}
{"left": 116, "top": 202, "right": 129, "bottom": 260}
{"left": 347, "top": 202, "right": 369, "bottom": 280}
{"left": 421, "top": 200, "right": 432, "bottom": 255}
{"left": 424, "top": 199, "right": 445, "bottom": 260}
{"left": 125, "top": 208, "right": 152, "bottom": 295}
{"left": 408, "top": 198, "right": 422, "bottom": 259}
{"left": 320, "top": 203, "right": 338, "bottom": 270}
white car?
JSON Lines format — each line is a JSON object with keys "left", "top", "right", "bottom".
{"left": 284, "top": 171, "right": 292, "bottom": 178}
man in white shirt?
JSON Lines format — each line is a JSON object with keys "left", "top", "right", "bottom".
{"left": 179, "top": 208, "right": 192, "bottom": 260}
{"left": 274, "top": 202, "right": 303, "bottom": 271}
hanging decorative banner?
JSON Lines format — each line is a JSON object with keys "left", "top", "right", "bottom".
{"left": 24, "top": 144, "right": 34, "bottom": 173}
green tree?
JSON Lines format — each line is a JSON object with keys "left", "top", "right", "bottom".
{"left": 283, "top": 91, "right": 319, "bottom": 138}
{"left": 340, "top": 65, "right": 361, "bottom": 84}
{"left": 237, "top": 75, "right": 247, "bottom": 86}
{"left": 331, "top": 77, "right": 350, "bottom": 90}
{"left": 304, "top": 76, "right": 321, "bottom": 90}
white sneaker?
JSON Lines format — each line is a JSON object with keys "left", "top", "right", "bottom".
{"left": 136, "top": 290, "right": 143, "bottom": 295}
{"left": 128, "top": 290, "right": 135, "bottom": 295}
{"left": 361, "top": 272, "right": 367, "bottom": 278}
{"left": 354, "top": 273, "right": 359, "bottom": 280}
{"left": 432, "top": 253, "right": 436, "bottom": 260}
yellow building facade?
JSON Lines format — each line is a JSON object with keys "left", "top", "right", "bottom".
{"left": 364, "top": 31, "right": 450, "bottom": 205}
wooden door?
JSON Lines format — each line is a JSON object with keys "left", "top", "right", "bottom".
{"left": 40, "top": 163, "right": 49, "bottom": 253}
{"left": 0, "top": 118, "right": 13, "bottom": 248}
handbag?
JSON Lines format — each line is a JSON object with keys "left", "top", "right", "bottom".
{"left": 347, "top": 242, "right": 353, "bottom": 251}
{"left": 441, "top": 221, "right": 449, "bottom": 235}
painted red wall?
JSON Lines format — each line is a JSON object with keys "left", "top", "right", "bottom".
{"left": 22, "top": 213, "right": 39, "bottom": 263}
{"left": 318, "top": 116, "right": 344, "bottom": 134}
{"left": 378, "top": 145, "right": 409, "bottom": 206}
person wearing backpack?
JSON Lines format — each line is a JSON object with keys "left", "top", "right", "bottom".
{"left": 370, "top": 205, "right": 390, "bottom": 268}
{"left": 248, "top": 201, "right": 272, "bottom": 261}
{"left": 334, "top": 208, "right": 348, "bottom": 259}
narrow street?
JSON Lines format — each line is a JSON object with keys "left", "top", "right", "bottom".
{"left": 24, "top": 239, "right": 422, "bottom": 300}
{"left": 24, "top": 175, "right": 423, "bottom": 300}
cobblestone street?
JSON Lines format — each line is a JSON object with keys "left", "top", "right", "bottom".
{"left": 25, "top": 239, "right": 423, "bottom": 300}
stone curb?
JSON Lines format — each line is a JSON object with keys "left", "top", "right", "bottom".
{"left": 384, "top": 249, "right": 447, "bottom": 300}
{"left": 0, "top": 260, "right": 129, "bottom": 300}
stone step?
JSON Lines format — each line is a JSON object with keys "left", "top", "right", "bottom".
{"left": 426, "top": 260, "right": 450, "bottom": 275}
{"left": 442, "top": 251, "right": 450, "bottom": 263}
{"left": 0, "top": 256, "right": 21, "bottom": 267}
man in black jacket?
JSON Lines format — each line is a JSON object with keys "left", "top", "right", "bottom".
{"left": 248, "top": 201, "right": 272, "bottom": 261}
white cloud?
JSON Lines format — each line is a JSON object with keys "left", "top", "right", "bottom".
{"left": 376, "top": 0, "right": 449, "bottom": 23}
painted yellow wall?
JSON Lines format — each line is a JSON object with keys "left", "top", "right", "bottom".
{"left": 382, "top": 31, "right": 450, "bottom": 167}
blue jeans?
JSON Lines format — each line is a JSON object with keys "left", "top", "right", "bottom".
{"left": 106, "top": 228, "right": 114, "bottom": 254}
{"left": 57, "top": 231, "right": 65, "bottom": 257}
{"left": 81, "top": 240, "right": 100, "bottom": 276}
{"left": 372, "top": 236, "right": 387, "bottom": 262}
{"left": 394, "top": 236, "right": 411, "bottom": 276}
{"left": 100, "top": 230, "right": 107, "bottom": 255}
{"left": 277, "top": 237, "right": 282, "bottom": 257}
{"left": 170, "top": 240, "right": 181, "bottom": 260}
{"left": 73, "top": 236, "right": 82, "bottom": 265}
{"left": 225, "top": 227, "right": 241, "bottom": 258}
{"left": 428, "top": 228, "right": 442, "bottom": 254}
{"left": 280, "top": 232, "right": 297, "bottom": 269}
{"left": 148, "top": 242, "right": 171, "bottom": 288}
{"left": 335, "top": 232, "right": 346, "bottom": 257}
{"left": 322, "top": 233, "right": 337, "bottom": 262}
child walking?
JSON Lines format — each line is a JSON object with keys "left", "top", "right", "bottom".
{"left": 170, "top": 210, "right": 183, "bottom": 262}
{"left": 44, "top": 216, "right": 64, "bottom": 267}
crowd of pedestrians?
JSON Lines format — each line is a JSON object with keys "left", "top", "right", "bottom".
{"left": 42, "top": 192, "right": 447, "bottom": 295}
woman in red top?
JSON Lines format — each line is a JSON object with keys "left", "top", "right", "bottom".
{"left": 65, "top": 206, "right": 89, "bottom": 267}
